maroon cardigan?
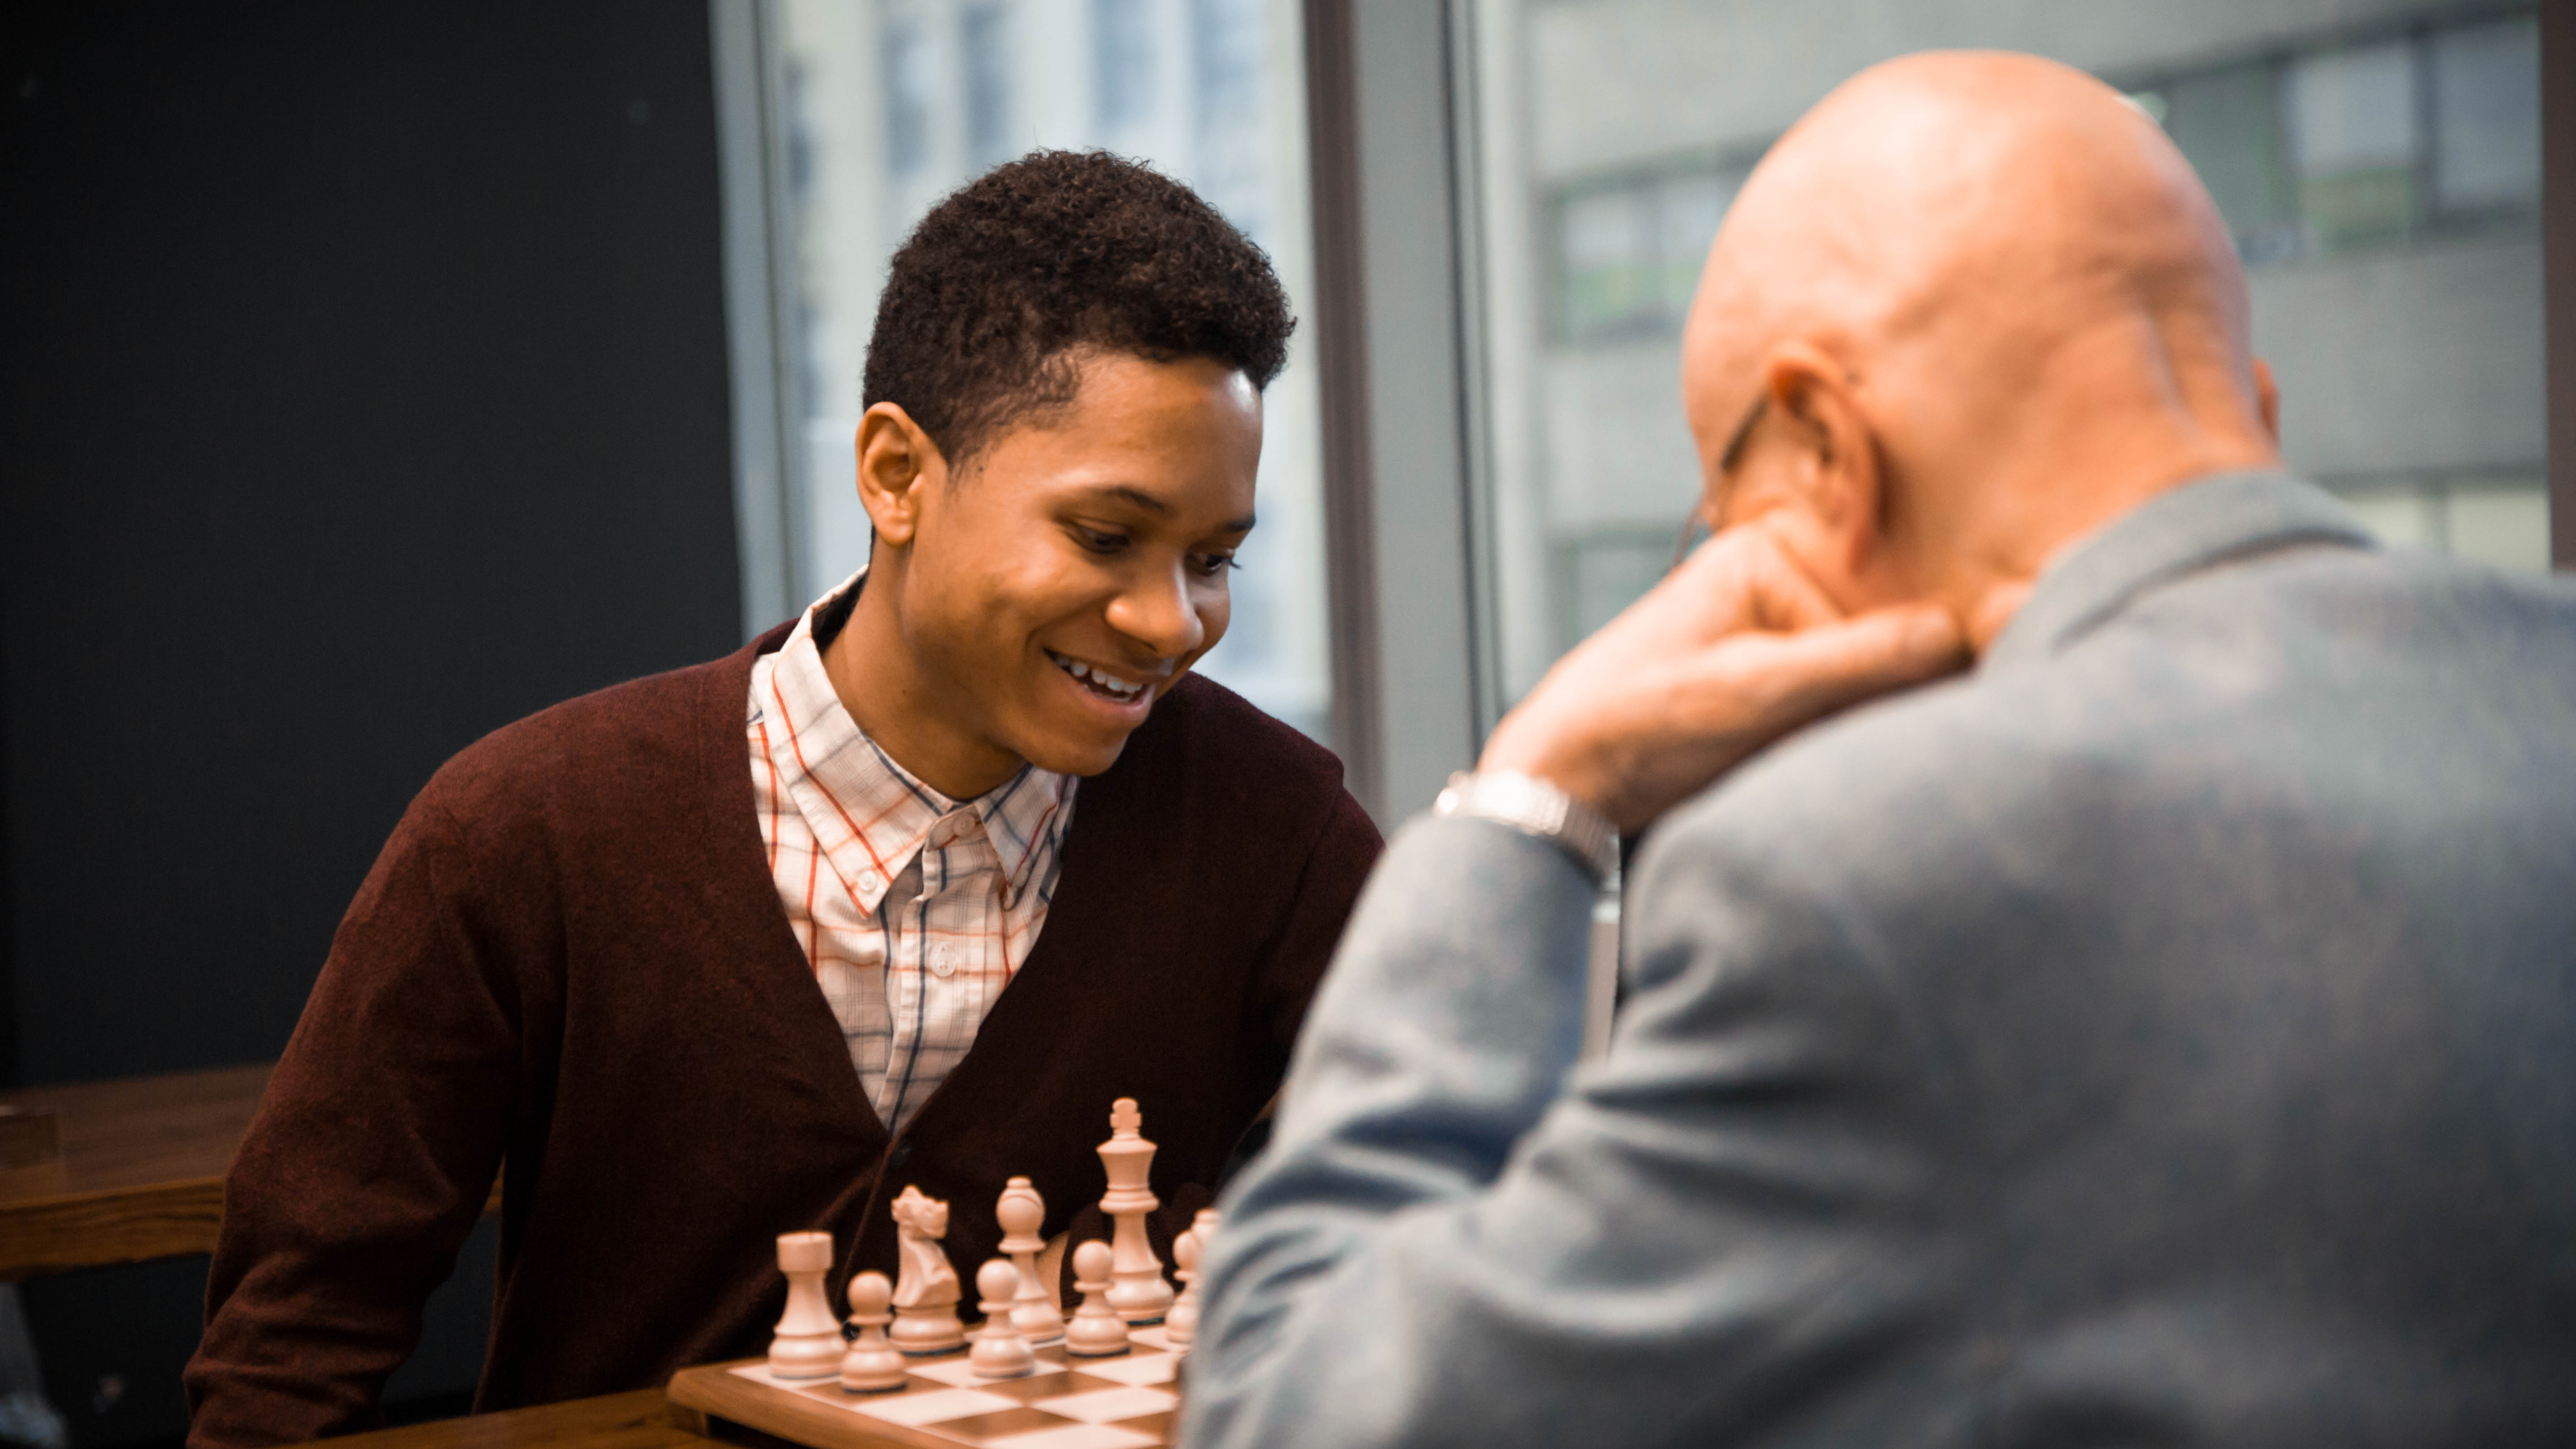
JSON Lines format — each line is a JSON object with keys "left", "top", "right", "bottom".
{"left": 183, "top": 629, "right": 1381, "bottom": 1448}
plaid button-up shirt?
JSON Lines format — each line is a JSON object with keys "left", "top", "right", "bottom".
{"left": 747, "top": 576, "right": 1077, "bottom": 1134}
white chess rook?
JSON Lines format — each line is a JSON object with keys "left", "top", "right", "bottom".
{"left": 995, "top": 1176, "right": 1064, "bottom": 1345}
{"left": 969, "top": 1258, "right": 1038, "bottom": 1379}
{"left": 767, "top": 1231, "right": 843, "bottom": 1380}
{"left": 1164, "top": 1206, "right": 1221, "bottom": 1347}
{"left": 1063, "top": 1239, "right": 1131, "bottom": 1356}
{"left": 837, "top": 1271, "right": 907, "bottom": 1392}
{"left": 1096, "top": 1097, "right": 1176, "bottom": 1324}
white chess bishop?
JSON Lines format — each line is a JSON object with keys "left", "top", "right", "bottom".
{"left": 996, "top": 1176, "right": 1064, "bottom": 1345}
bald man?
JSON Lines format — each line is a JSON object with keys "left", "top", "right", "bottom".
{"left": 1185, "top": 51, "right": 2576, "bottom": 1448}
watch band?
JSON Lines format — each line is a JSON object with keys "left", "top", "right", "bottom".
{"left": 1433, "top": 770, "right": 1619, "bottom": 886}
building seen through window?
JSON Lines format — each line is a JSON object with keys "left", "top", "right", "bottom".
{"left": 1470, "top": 1, "right": 2550, "bottom": 709}
{"left": 776, "top": 0, "right": 1330, "bottom": 742}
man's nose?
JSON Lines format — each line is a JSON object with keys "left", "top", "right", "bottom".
{"left": 1105, "top": 562, "right": 1205, "bottom": 662}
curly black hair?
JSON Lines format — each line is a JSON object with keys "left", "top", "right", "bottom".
{"left": 862, "top": 150, "right": 1295, "bottom": 470}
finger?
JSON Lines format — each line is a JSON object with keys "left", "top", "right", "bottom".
{"left": 1690, "top": 604, "right": 1965, "bottom": 738}
{"left": 1677, "top": 524, "right": 1848, "bottom": 634}
{"left": 1735, "top": 535, "right": 1847, "bottom": 634}
{"left": 1588, "top": 541, "right": 1759, "bottom": 652}
{"left": 1651, "top": 526, "right": 1839, "bottom": 646}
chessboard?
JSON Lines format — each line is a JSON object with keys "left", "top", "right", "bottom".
{"left": 665, "top": 1328, "right": 1188, "bottom": 1449}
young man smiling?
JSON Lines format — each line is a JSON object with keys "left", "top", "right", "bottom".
{"left": 185, "top": 153, "right": 1381, "bottom": 1447}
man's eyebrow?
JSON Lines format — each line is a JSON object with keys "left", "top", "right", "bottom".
{"left": 1080, "top": 483, "right": 1256, "bottom": 534}
{"left": 1083, "top": 484, "right": 1174, "bottom": 517}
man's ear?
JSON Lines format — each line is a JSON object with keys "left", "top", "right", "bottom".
{"left": 2251, "top": 356, "right": 2280, "bottom": 442}
{"left": 1763, "top": 342, "right": 1885, "bottom": 584}
{"left": 855, "top": 402, "right": 945, "bottom": 549}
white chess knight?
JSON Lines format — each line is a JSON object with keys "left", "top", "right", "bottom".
{"left": 887, "top": 1186, "right": 966, "bottom": 1354}
{"left": 995, "top": 1176, "right": 1064, "bottom": 1345}
{"left": 766, "top": 1231, "right": 843, "bottom": 1379}
{"left": 1097, "top": 1097, "right": 1176, "bottom": 1323}
{"left": 837, "top": 1271, "right": 906, "bottom": 1392}
{"left": 1163, "top": 1206, "right": 1222, "bottom": 1347}
{"left": 969, "top": 1258, "right": 1038, "bottom": 1379}
{"left": 1063, "top": 1238, "right": 1130, "bottom": 1356}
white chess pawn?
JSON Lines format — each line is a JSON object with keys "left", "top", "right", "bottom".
{"left": 968, "top": 1259, "right": 1037, "bottom": 1379}
{"left": 1162, "top": 1222, "right": 1202, "bottom": 1348}
{"left": 1063, "top": 1239, "right": 1130, "bottom": 1357}
{"left": 1163, "top": 1207, "right": 1221, "bottom": 1347}
{"left": 996, "top": 1176, "right": 1063, "bottom": 1346}
{"left": 767, "top": 1231, "right": 842, "bottom": 1379}
{"left": 1097, "top": 1098, "right": 1175, "bottom": 1323}
{"left": 838, "top": 1271, "right": 906, "bottom": 1392}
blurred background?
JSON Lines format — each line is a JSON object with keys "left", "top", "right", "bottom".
{"left": 1468, "top": 0, "right": 2554, "bottom": 704}
{"left": 0, "top": 2, "right": 2565, "bottom": 1446}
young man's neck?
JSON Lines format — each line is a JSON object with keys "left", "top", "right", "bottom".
{"left": 819, "top": 569, "right": 1027, "bottom": 801}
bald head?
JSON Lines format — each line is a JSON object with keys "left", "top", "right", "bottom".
{"left": 1682, "top": 51, "right": 2280, "bottom": 645}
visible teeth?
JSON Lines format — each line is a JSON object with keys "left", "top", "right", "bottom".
{"left": 1051, "top": 652, "right": 1145, "bottom": 701}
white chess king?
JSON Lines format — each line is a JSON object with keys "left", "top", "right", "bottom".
{"left": 1097, "top": 1097, "right": 1176, "bottom": 1323}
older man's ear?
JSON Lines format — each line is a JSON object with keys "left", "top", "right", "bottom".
{"left": 1714, "top": 343, "right": 1900, "bottom": 621}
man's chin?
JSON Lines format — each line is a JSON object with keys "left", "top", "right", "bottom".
{"left": 1011, "top": 725, "right": 1135, "bottom": 780}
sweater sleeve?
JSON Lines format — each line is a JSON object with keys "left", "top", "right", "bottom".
{"left": 1181, "top": 811, "right": 1966, "bottom": 1449}
{"left": 185, "top": 791, "right": 525, "bottom": 1449}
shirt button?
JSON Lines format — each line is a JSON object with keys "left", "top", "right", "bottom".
{"left": 858, "top": 870, "right": 881, "bottom": 893}
{"left": 930, "top": 945, "right": 956, "bottom": 978}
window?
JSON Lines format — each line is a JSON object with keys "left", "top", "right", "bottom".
{"left": 2128, "top": 19, "right": 2542, "bottom": 263}
{"left": 1555, "top": 166, "right": 1746, "bottom": 344}
{"left": 2153, "top": 64, "right": 2300, "bottom": 263}
{"left": 1468, "top": 2, "right": 2551, "bottom": 707}
{"left": 2287, "top": 40, "right": 2419, "bottom": 252}
{"left": 769, "top": 0, "right": 1333, "bottom": 742}
{"left": 1092, "top": 0, "right": 1155, "bottom": 133}
{"left": 961, "top": 4, "right": 1012, "bottom": 171}
{"left": 2432, "top": 17, "right": 2544, "bottom": 217}
{"left": 1191, "top": 0, "right": 1268, "bottom": 239}
{"left": 881, "top": 19, "right": 933, "bottom": 178}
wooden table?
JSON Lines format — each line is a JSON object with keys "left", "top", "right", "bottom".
{"left": 0, "top": 1063, "right": 275, "bottom": 1280}
{"left": 331, "top": 1390, "right": 715, "bottom": 1449}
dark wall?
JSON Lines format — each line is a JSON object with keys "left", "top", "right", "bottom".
{"left": 0, "top": 1, "right": 742, "bottom": 1442}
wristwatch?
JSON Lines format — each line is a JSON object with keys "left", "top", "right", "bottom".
{"left": 1433, "top": 770, "right": 1619, "bottom": 886}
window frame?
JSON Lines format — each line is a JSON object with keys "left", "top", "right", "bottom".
{"left": 2545, "top": 0, "right": 2574, "bottom": 569}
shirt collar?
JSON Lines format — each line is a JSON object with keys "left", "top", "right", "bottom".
{"left": 1982, "top": 470, "right": 2376, "bottom": 673}
{"left": 758, "top": 570, "right": 1075, "bottom": 914}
